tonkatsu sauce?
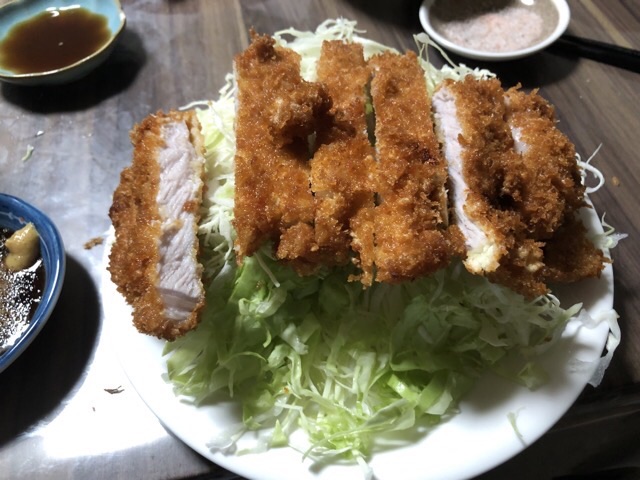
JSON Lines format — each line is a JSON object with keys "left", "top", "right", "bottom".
{"left": 0, "top": 7, "right": 110, "bottom": 74}
{"left": 0, "top": 227, "right": 45, "bottom": 352}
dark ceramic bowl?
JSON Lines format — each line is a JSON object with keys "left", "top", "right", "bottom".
{"left": 0, "top": 193, "right": 65, "bottom": 373}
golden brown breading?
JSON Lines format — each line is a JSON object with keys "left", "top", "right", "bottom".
{"left": 109, "top": 110, "right": 205, "bottom": 340}
{"left": 436, "top": 77, "right": 550, "bottom": 297}
{"left": 501, "top": 86, "right": 605, "bottom": 291}
{"left": 439, "top": 77, "right": 605, "bottom": 297}
{"left": 504, "top": 86, "right": 585, "bottom": 239}
{"left": 369, "top": 51, "right": 456, "bottom": 282}
{"left": 229, "top": 35, "right": 604, "bottom": 296}
{"left": 440, "top": 77, "right": 522, "bottom": 252}
{"left": 233, "top": 33, "right": 330, "bottom": 264}
{"left": 311, "top": 40, "right": 376, "bottom": 282}
{"left": 542, "top": 211, "right": 606, "bottom": 282}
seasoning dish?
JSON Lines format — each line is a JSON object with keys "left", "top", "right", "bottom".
{"left": 0, "top": 0, "right": 126, "bottom": 86}
{"left": 0, "top": 194, "right": 65, "bottom": 374}
{"left": 419, "top": 0, "right": 570, "bottom": 62}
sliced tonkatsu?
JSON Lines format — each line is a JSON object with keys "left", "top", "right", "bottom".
{"left": 432, "top": 76, "right": 521, "bottom": 277}
{"left": 111, "top": 33, "right": 610, "bottom": 344}
{"left": 360, "top": 52, "right": 459, "bottom": 283}
{"left": 311, "top": 40, "right": 377, "bottom": 283}
{"left": 368, "top": 51, "right": 460, "bottom": 283}
{"left": 433, "top": 77, "right": 605, "bottom": 297}
{"left": 233, "top": 32, "right": 330, "bottom": 267}
{"left": 504, "top": 86, "right": 585, "bottom": 239}
{"left": 503, "top": 87, "right": 605, "bottom": 284}
{"left": 109, "top": 110, "right": 206, "bottom": 340}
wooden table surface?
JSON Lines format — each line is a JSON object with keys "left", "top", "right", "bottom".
{"left": 0, "top": 0, "right": 638, "bottom": 479}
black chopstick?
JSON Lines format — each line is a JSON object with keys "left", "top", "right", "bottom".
{"left": 549, "top": 34, "right": 640, "bottom": 73}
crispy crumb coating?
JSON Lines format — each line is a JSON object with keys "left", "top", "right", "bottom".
{"left": 110, "top": 34, "right": 609, "bottom": 344}
{"left": 109, "top": 110, "right": 205, "bottom": 340}
{"left": 370, "top": 51, "right": 458, "bottom": 283}
{"left": 312, "top": 40, "right": 377, "bottom": 283}
{"left": 504, "top": 86, "right": 585, "bottom": 239}
{"left": 442, "top": 77, "right": 604, "bottom": 297}
{"left": 440, "top": 77, "right": 522, "bottom": 256}
{"left": 233, "top": 33, "right": 330, "bottom": 264}
{"left": 542, "top": 214, "right": 606, "bottom": 283}
{"left": 439, "top": 77, "right": 548, "bottom": 297}
{"left": 229, "top": 35, "right": 603, "bottom": 296}
{"left": 503, "top": 86, "right": 604, "bottom": 290}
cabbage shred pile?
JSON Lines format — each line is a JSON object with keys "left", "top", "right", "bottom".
{"left": 166, "top": 19, "right": 604, "bottom": 467}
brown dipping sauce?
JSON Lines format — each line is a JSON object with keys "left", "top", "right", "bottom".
{"left": 0, "top": 6, "right": 110, "bottom": 74}
{"left": 0, "top": 227, "right": 45, "bottom": 352}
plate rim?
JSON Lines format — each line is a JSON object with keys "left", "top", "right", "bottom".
{"left": 102, "top": 202, "right": 614, "bottom": 480}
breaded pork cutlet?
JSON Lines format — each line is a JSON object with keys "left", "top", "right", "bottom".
{"left": 109, "top": 110, "right": 206, "bottom": 340}
{"left": 370, "top": 51, "right": 460, "bottom": 283}
{"left": 312, "top": 40, "right": 377, "bottom": 283}
{"left": 233, "top": 33, "right": 330, "bottom": 268}
{"left": 542, "top": 214, "right": 606, "bottom": 283}
{"left": 504, "top": 87, "right": 605, "bottom": 283}
{"left": 432, "top": 76, "right": 553, "bottom": 297}
{"left": 432, "top": 77, "right": 521, "bottom": 276}
{"left": 433, "top": 77, "right": 605, "bottom": 297}
{"left": 504, "top": 87, "right": 585, "bottom": 239}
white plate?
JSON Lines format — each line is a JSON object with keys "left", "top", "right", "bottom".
{"left": 102, "top": 204, "right": 613, "bottom": 480}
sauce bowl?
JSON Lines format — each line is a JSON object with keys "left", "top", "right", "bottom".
{"left": 419, "top": 0, "right": 570, "bottom": 62}
{"left": 0, "top": 194, "right": 65, "bottom": 374}
{"left": 0, "top": 0, "right": 126, "bottom": 85}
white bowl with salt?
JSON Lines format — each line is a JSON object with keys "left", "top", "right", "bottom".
{"left": 419, "top": 0, "right": 570, "bottom": 61}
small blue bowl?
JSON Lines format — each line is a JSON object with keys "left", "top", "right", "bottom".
{"left": 0, "top": 194, "right": 65, "bottom": 374}
{"left": 0, "top": 0, "right": 126, "bottom": 85}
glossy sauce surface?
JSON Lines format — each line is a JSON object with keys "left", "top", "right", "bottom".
{"left": 0, "top": 6, "right": 110, "bottom": 74}
{"left": 0, "top": 227, "right": 45, "bottom": 352}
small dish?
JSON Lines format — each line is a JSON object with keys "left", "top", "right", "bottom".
{"left": 0, "top": 0, "right": 126, "bottom": 85}
{"left": 0, "top": 194, "right": 65, "bottom": 374}
{"left": 419, "top": 0, "right": 570, "bottom": 62}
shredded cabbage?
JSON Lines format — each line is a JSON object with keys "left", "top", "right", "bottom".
{"left": 164, "top": 19, "right": 622, "bottom": 469}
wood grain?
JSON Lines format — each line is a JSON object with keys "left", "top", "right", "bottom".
{"left": 0, "top": 0, "right": 639, "bottom": 478}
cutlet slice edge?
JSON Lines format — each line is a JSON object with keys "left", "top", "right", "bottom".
{"left": 109, "top": 110, "right": 206, "bottom": 340}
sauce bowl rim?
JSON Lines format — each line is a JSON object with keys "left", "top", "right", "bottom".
{"left": 419, "top": 0, "right": 571, "bottom": 62}
{"left": 0, "top": 193, "right": 66, "bottom": 374}
{"left": 0, "top": 0, "right": 126, "bottom": 82}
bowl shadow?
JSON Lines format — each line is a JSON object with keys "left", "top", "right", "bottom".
{"left": 343, "top": 0, "right": 424, "bottom": 30}
{"left": 0, "top": 27, "right": 146, "bottom": 113}
{"left": 0, "top": 254, "right": 100, "bottom": 446}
